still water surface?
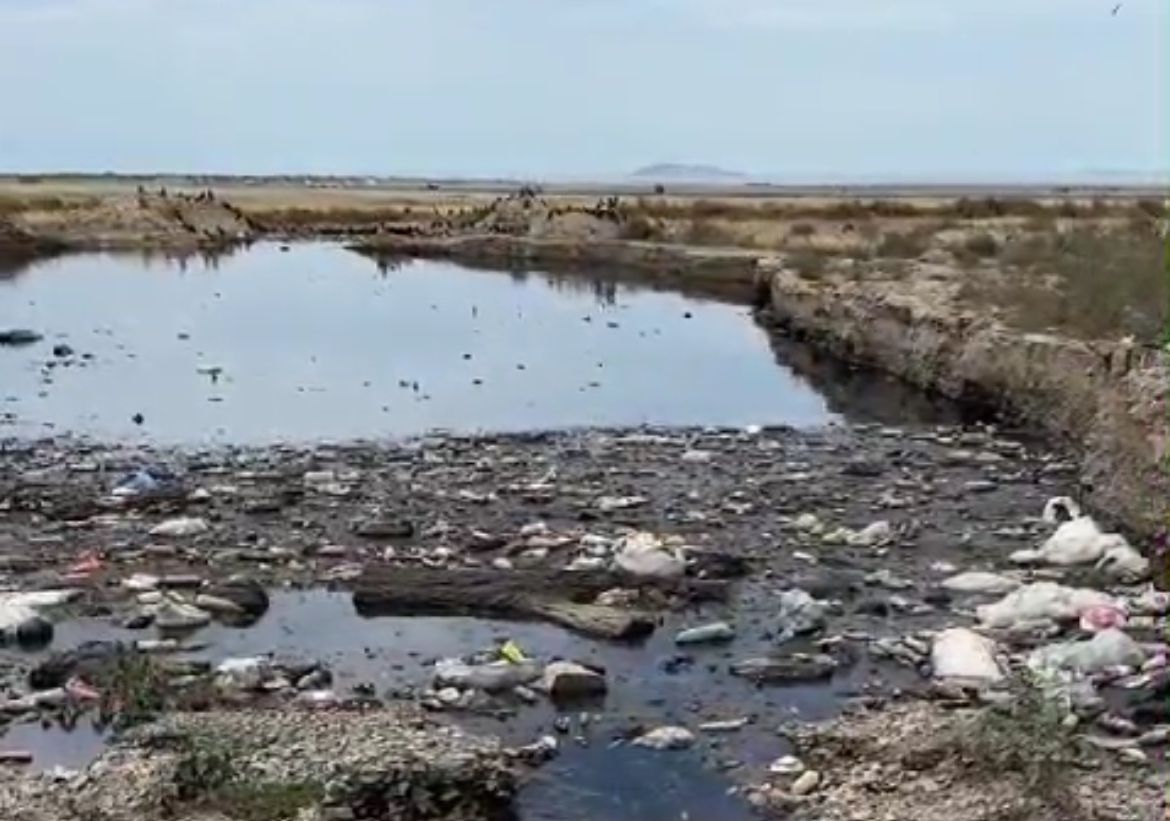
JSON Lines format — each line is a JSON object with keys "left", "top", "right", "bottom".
{"left": 1, "top": 243, "right": 833, "bottom": 443}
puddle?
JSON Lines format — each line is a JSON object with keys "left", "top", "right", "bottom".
{"left": 2, "top": 588, "right": 877, "bottom": 818}
{"left": 519, "top": 745, "right": 754, "bottom": 821}
{"left": 1, "top": 243, "right": 838, "bottom": 443}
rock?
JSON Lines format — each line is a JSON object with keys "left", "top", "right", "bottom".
{"left": 122, "top": 573, "right": 160, "bottom": 592}
{"left": 216, "top": 656, "right": 272, "bottom": 690}
{"left": 194, "top": 593, "right": 245, "bottom": 617}
{"left": 0, "top": 329, "right": 42, "bottom": 346}
{"left": 730, "top": 654, "right": 837, "bottom": 683}
{"left": 930, "top": 628, "right": 1003, "bottom": 685}
{"left": 29, "top": 641, "right": 125, "bottom": 689}
{"left": 1029, "top": 628, "right": 1146, "bottom": 674}
{"left": 353, "top": 517, "right": 415, "bottom": 539}
{"left": 596, "top": 495, "right": 647, "bottom": 512}
{"left": 539, "top": 661, "right": 607, "bottom": 699}
{"left": 776, "top": 588, "right": 827, "bottom": 641}
{"left": 675, "top": 621, "right": 735, "bottom": 645}
{"left": 0, "top": 590, "right": 80, "bottom": 648}
{"left": 204, "top": 576, "right": 269, "bottom": 623}
{"left": 633, "top": 726, "right": 695, "bottom": 750}
{"left": 148, "top": 517, "right": 209, "bottom": 538}
{"left": 768, "top": 755, "right": 805, "bottom": 775}
{"left": 153, "top": 597, "right": 211, "bottom": 631}
{"left": 435, "top": 659, "right": 541, "bottom": 692}
{"left": 295, "top": 689, "right": 340, "bottom": 709}
{"left": 940, "top": 571, "right": 1020, "bottom": 595}
{"left": 793, "top": 513, "right": 823, "bottom": 533}
{"left": 613, "top": 532, "right": 685, "bottom": 580}
{"left": 790, "top": 770, "right": 821, "bottom": 795}
{"left": 51, "top": 343, "right": 74, "bottom": 358}
{"left": 848, "top": 520, "right": 892, "bottom": 547}
{"left": 976, "top": 582, "right": 1117, "bottom": 629}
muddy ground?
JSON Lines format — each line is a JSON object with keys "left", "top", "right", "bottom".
{"left": 1, "top": 424, "right": 1167, "bottom": 819}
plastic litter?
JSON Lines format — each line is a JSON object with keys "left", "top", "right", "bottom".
{"left": 930, "top": 627, "right": 1004, "bottom": 685}
{"left": 1095, "top": 543, "right": 1150, "bottom": 583}
{"left": 613, "top": 532, "right": 685, "bottom": 580}
{"left": 977, "top": 581, "right": 1117, "bottom": 629}
{"left": 1029, "top": 628, "right": 1146, "bottom": 674}
{"left": 499, "top": 640, "right": 527, "bottom": 664}
{"left": 848, "top": 520, "right": 892, "bottom": 547}
{"left": 1079, "top": 603, "right": 1128, "bottom": 632}
{"left": 675, "top": 621, "right": 736, "bottom": 645}
{"left": 776, "top": 588, "right": 827, "bottom": 642}
{"left": 1014, "top": 498, "right": 1136, "bottom": 568}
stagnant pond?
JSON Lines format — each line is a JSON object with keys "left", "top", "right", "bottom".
{"left": 0, "top": 243, "right": 960, "bottom": 443}
{"left": 1, "top": 243, "right": 840, "bottom": 443}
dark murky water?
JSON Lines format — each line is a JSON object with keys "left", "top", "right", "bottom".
{"left": 1, "top": 589, "right": 882, "bottom": 819}
{"left": 1, "top": 244, "right": 837, "bottom": 443}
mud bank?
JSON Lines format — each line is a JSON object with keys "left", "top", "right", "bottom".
{"left": 353, "top": 234, "right": 762, "bottom": 302}
{"left": 0, "top": 193, "right": 255, "bottom": 254}
{"left": 762, "top": 264, "right": 1168, "bottom": 538}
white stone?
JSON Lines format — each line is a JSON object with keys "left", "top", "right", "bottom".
{"left": 940, "top": 571, "right": 1020, "bottom": 595}
{"left": 790, "top": 770, "right": 821, "bottom": 795}
{"left": 149, "top": 517, "right": 209, "bottom": 538}
{"left": 632, "top": 726, "right": 695, "bottom": 750}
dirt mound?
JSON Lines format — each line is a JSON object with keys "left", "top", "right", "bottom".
{"left": 0, "top": 706, "right": 515, "bottom": 821}
{"left": 470, "top": 190, "right": 624, "bottom": 242}
{"left": 753, "top": 701, "right": 1160, "bottom": 821}
{"left": 10, "top": 192, "right": 256, "bottom": 250}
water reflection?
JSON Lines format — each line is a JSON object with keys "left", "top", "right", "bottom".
{"left": 0, "top": 243, "right": 835, "bottom": 443}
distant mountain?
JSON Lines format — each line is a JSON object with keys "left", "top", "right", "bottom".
{"left": 631, "top": 163, "right": 747, "bottom": 181}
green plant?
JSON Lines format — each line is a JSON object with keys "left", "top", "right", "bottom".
{"left": 954, "top": 671, "right": 1078, "bottom": 800}
{"left": 97, "top": 653, "right": 171, "bottom": 729}
{"left": 173, "top": 735, "right": 323, "bottom": 821}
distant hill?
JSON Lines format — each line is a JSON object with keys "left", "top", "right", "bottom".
{"left": 631, "top": 163, "right": 746, "bottom": 182}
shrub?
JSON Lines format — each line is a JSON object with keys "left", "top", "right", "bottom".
{"left": 962, "top": 232, "right": 999, "bottom": 258}
{"left": 876, "top": 230, "right": 929, "bottom": 259}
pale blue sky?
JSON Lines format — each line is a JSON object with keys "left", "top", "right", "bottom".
{"left": 1, "top": 0, "right": 1165, "bottom": 181}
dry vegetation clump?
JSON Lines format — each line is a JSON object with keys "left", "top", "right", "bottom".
{"left": 959, "top": 222, "right": 1168, "bottom": 342}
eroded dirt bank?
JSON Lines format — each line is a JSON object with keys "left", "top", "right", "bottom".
{"left": 762, "top": 263, "right": 1168, "bottom": 539}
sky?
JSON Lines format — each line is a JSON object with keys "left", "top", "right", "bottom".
{"left": 0, "top": 0, "right": 1166, "bottom": 181}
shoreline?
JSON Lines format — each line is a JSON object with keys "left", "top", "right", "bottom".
{"left": 2, "top": 182, "right": 1165, "bottom": 537}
